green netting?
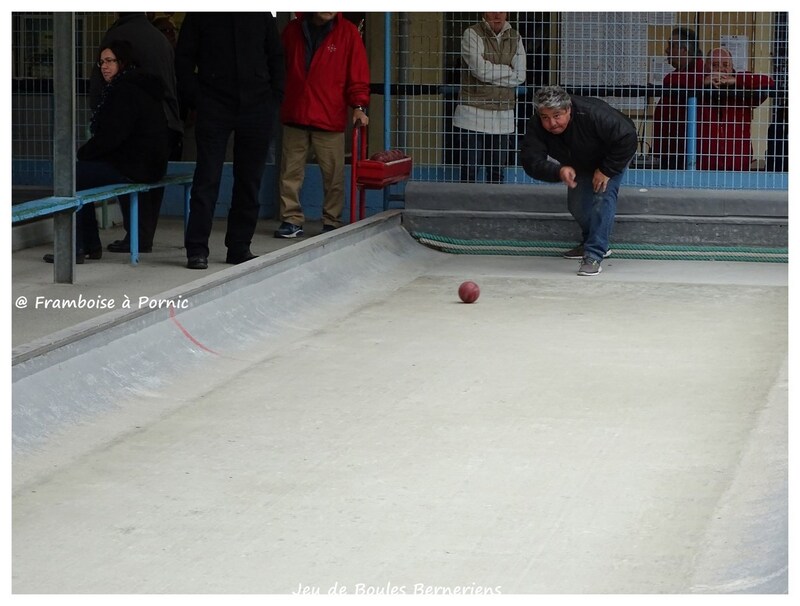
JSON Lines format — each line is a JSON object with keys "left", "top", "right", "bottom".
{"left": 411, "top": 232, "right": 788, "bottom": 263}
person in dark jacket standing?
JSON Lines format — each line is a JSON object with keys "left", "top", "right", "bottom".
{"left": 520, "top": 86, "right": 637, "bottom": 276}
{"left": 176, "top": 12, "right": 285, "bottom": 269}
{"left": 274, "top": 12, "right": 370, "bottom": 238}
{"left": 90, "top": 12, "right": 183, "bottom": 254}
{"left": 44, "top": 40, "right": 169, "bottom": 265}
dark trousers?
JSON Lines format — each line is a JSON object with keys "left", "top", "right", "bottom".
{"left": 118, "top": 129, "right": 183, "bottom": 248}
{"left": 75, "top": 160, "right": 132, "bottom": 254}
{"left": 185, "top": 97, "right": 273, "bottom": 258}
{"left": 456, "top": 128, "right": 512, "bottom": 184}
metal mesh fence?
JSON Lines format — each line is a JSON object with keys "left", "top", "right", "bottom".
{"left": 12, "top": 13, "right": 55, "bottom": 187}
{"left": 390, "top": 11, "right": 787, "bottom": 189}
{"left": 11, "top": 11, "right": 788, "bottom": 194}
{"left": 12, "top": 12, "right": 120, "bottom": 189}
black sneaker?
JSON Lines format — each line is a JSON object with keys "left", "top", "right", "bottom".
{"left": 563, "top": 244, "right": 612, "bottom": 259}
{"left": 321, "top": 224, "right": 337, "bottom": 233}
{"left": 274, "top": 222, "right": 304, "bottom": 238}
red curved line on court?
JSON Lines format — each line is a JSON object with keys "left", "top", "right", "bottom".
{"left": 169, "top": 306, "right": 220, "bottom": 356}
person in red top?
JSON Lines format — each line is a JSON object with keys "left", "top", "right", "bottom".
{"left": 697, "top": 46, "right": 775, "bottom": 171}
{"left": 652, "top": 27, "right": 705, "bottom": 169}
{"left": 275, "top": 12, "right": 370, "bottom": 238}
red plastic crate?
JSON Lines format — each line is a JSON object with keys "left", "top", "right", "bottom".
{"left": 355, "top": 156, "right": 413, "bottom": 189}
{"left": 350, "top": 124, "right": 413, "bottom": 222}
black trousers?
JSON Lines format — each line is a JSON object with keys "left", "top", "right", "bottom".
{"left": 75, "top": 160, "right": 131, "bottom": 253}
{"left": 119, "top": 129, "right": 183, "bottom": 248}
{"left": 456, "top": 128, "right": 512, "bottom": 184}
{"left": 185, "top": 96, "right": 274, "bottom": 258}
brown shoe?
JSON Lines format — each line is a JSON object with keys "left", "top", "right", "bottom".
{"left": 563, "top": 245, "right": 612, "bottom": 260}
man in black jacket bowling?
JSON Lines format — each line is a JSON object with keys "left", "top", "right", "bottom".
{"left": 521, "top": 86, "right": 637, "bottom": 276}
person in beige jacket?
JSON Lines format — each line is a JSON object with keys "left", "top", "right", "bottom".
{"left": 453, "top": 12, "right": 526, "bottom": 183}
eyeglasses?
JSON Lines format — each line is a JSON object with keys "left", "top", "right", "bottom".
{"left": 97, "top": 58, "right": 119, "bottom": 67}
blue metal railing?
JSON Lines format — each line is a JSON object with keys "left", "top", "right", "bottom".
{"left": 686, "top": 96, "right": 698, "bottom": 171}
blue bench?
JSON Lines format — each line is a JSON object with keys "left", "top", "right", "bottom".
{"left": 12, "top": 172, "right": 193, "bottom": 283}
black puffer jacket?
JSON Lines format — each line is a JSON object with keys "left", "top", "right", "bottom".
{"left": 520, "top": 95, "right": 637, "bottom": 182}
{"left": 78, "top": 69, "right": 169, "bottom": 183}
{"left": 175, "top": 12, "right": 285, "bottom": 110}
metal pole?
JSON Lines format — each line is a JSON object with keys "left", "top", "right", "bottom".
{"left": 384, "top": 12, "right": 392, "bottom": 151}
{"left": 52, "top": 12, "right": 77, "bottom": 283}
{"left": 397, "top": 13, "right": 408, "bottom": 153}
{"left": 383, "top": 13, "right": 392, "bottom": 211}
{"left": 686, "top": 96, "right": 697, "bottom": 171}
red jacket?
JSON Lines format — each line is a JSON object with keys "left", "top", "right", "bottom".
{"left": 697, "top": 72, "right": 774, "bottom": 171}
{"left": 652, "top": 59, "right": 705, "bottom": 169}
{"left": 280, "top": 13, "right": 370, "bottom": 132}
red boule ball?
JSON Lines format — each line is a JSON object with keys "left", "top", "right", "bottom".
{"left": 458, "top": 280, "right": 480, "bottom": 303}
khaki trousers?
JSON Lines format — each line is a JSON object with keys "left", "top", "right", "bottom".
{"left": 278, "top": 126, "right": 345, "bottom": 227}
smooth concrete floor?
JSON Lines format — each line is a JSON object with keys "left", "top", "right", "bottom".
{"left": 10, "top": 218, "right": 790, "bottom": 595}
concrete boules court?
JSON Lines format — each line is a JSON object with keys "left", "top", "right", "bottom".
{"left": 11, "top": 210, "right": 788, "bottom": 593}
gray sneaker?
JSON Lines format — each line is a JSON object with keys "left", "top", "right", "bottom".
{"left": 563, "top": 244, "right": 612, "bottom": 259}
{"left": 577, "top": 257, "right": 603, "bottom": 276}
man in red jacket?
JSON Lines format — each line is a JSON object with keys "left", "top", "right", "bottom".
{"left": 652, "top": 26, "right": 704, "bottom": 170}
{"left": 275, "top": 12, "right": 370, "bottom": 238}
{"left": 697, "top": 46, "right": 775, "bottom": 171}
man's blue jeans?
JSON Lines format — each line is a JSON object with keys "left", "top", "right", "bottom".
{"left": 566, "top": 170, "right": 624, "bottom": 262}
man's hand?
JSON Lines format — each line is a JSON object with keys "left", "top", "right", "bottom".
{"left": 353, "top": 108, "right": 369, "bottom": 126}
{"left": 559, "top": 166, "right": 577, "bottom": 189}
{"left": 704, "top": 73, "right": 737, "bottom": 88}
{"left": 592, "top": 169, "right": 610, "bottom": 193}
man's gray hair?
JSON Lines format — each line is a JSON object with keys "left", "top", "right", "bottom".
{"left": 533, "top": 86, "right": 572, "bottom": 112}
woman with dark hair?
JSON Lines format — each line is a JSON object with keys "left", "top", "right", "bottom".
{"left": 44, "top": 39, "right": 169, "bottom": 264}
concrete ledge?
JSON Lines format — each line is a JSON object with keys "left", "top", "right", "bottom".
{"left": 405, "top": 182, "right": 788, "bottom": 218}
{"left": 12, "top": 211, "right": 408, "bottom": 369}
{"left": 403, "top": 209, "right": 787, "bottom": 247}
{"left": 403, "top": 182, "right": 788, "bottom": 247}
{"left": 12, "top": 211, "right": 440, "bottom": 455}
